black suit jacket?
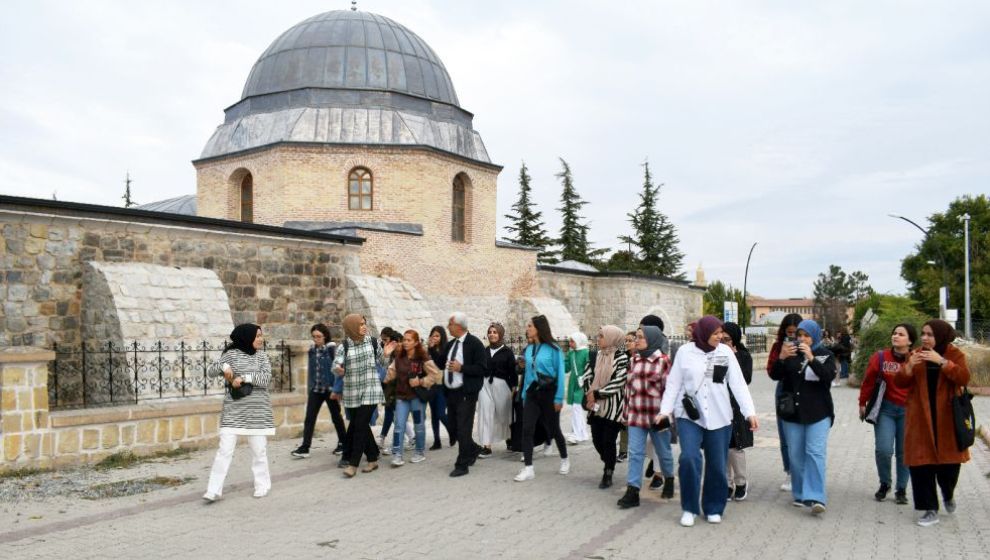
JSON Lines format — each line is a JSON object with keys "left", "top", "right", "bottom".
{"left": 444, "top": 332, "right": 488, "bottom": 396}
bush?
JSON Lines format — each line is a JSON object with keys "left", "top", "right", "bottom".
{"left": 852, "top": 294, "right": 923, "bottom": 335}
{"left": 850, "top": 312, "right": 927, "bottom": 386}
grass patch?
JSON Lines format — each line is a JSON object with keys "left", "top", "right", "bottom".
{"left": 81, "top": 475, "right": 193, "bottom": 499}
{"left": 0, "top": 466, "right": 53, "bottom": 480}
{"left": 95, "top": 447, "right": 193, "bottom": 470}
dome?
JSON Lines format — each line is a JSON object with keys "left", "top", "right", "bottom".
{"left": 242, "top": 10, "right": 459, "bottom": 106}
{"left": 199, "top": 10, "right": 490, "bottom": 164}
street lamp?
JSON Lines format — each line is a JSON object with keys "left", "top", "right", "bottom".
{"left": 742, "top": 242, "right": 757, "bottom": 327}
{"left": 961, "top": 213, "right": 972, "bottom": 338}
{"left": 888, "top": 214, "right": 950, "bottom": 317}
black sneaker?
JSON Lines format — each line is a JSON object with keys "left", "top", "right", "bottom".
{"left": 895, "top": 489, "right": 908, "bottom": 505}
{"left": 617, "top": 485, "right": 640, "bottom": 509}
{"left": 430, "top": 441, "right": 442, "bottom": 450}
{"left": 649, "top": 475, "right": 663, "bottom": 490}
{"left": 874, "top": 482, "right": 891, "bottom": 502}
{"left": 616, "top": 452, "right": 628, "bottom": 463}
{"left": 478, "top": 447, "right": 493, "bottom": 459}
{"left": 734, "top": 483, "right": 748, "bottom": 501}
{"left": 661, "top": 476, "right": 675, "bottom": 499}
{"left": 291, "top": 446, "right": 310, "bottom": 458}
{"left": 332, "top": 443, "right": 344, "bottom": 455}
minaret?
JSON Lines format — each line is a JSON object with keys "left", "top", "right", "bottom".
{"left": 695, "top": 263, "right": 707, "bottom": 287}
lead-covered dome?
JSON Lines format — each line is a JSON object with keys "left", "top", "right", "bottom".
{"left": 242, "top": 10, "right": 459, "bottom": 106}
{"left": 198, "top": 10, "right": 490, "bottom": 164}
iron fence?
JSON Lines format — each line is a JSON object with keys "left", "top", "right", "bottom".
{"left": 49, "top": 340, "right": 293, "bottom": 411}
{"left": 502, "top": 332, "right": 769, "bottom": 356}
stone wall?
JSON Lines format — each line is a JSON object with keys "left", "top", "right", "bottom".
{"left": 0, "top": 198, "right": 362, "bottom": 347}
{"left": 0, "top": 345, "right": 325, "bottom": 473}
{"left": 538, "top": 268, "right": 705, "bottom": 335}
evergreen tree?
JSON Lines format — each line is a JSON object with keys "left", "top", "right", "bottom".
{"left": 502, "top": 162, "right": 556, "bottom": 264}
{"left": 122, "top": 172, "right": 137, "bottom": 208}
{"left": 617, "top": 160, "right": 685, "bottom": 279}
{"left": 554, "top": 158, "right": 606, "bottom": 266}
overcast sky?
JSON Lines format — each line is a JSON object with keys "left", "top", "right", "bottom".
{"left": 2, "top": 0, "right": 987, "bottom": 299}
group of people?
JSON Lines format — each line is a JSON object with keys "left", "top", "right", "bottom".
{"left": 200, "top": 309, "right": 972, "bottom": 528}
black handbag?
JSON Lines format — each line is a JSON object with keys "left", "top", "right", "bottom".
{"left": 776, "top": 391, "right": 796, "bottom": 417}
{"left": 229, "top": 382, "right": 253, "bottom": 400}
{"left": 952, "top": 386, "right": 976, "bottom": 452}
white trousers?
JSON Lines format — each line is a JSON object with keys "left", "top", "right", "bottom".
{"left": 206, "top": 433, "right": 271, "bottom": 496}
{"left": 568, "top": 404, "right": 589, "bottom": 441}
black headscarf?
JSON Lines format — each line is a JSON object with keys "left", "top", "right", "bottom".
{"left": 227, "top": 324, "right": 261, "bottom": 355}
{"left": 924, "top": 319, "right": 956, "bottom": 355}
{"left": 722, "top": 322, "right": 747, "bottom": 352}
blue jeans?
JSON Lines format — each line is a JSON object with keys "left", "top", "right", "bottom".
{"left": 428, "top": 388, "right": 449, "bottom": 440}
{"left": 676, "top": 419, "right": 732, "bottom": 516}
{"left": 393, "top": 398, "right": 426, "bottom": 456}
{"left": 874, "top": 400, "right": 909, "bottom": 490}
{"left": 775, "top": 382, "right": 790, "bottom": 473}
{"left": 839, "top": 360, "right": 850, "bottom": 379}
{"left": 627, "top": 426, "right": 674, "bottom": 488}
{"left": 781, "top": 417, "right": 831, "bottom": 504}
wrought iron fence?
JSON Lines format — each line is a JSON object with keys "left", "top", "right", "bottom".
{"left": 49, "top": 340, "right": 293, "bottom": 411}
{"left": 503, "top": 332, "right": 769, "bottom": 356}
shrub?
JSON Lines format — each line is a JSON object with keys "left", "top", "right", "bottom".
{"left": 850, "top": 312, "right": 927, "bottom": 386}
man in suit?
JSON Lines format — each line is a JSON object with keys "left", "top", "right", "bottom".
{"left": 444, "top": 311, "right": 488, "bottom": 477}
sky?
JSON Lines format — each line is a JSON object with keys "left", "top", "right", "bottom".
{"left": 1, "top": 0, "right": 988, "bottom": 299}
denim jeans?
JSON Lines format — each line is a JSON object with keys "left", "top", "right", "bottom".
{"left": 428, "top": 388, "right": 449, "bottom": 441}
{"left": 775, "top": 382, "right": 790, "bottom": 473}
{"left": 627, "top": 426, "right": 674, "bottom": 489}
{"left": 392, "top": 398, "right": 426, "bottom": 456}
{"left": 781, "top": 417, "right": 831, "bottom": 504}
{"left": 676, "top": 419, "right": 732, "bottom": 516}
{"left": 874, "top": 400, "right": 909, "bottom": 490}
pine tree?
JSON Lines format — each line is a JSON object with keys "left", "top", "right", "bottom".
{"left": 617, "top": 160, "right": 685, "bottom": 279}
{"left": 122, "top": 172, "right": 137, "bottom": 208}
{"left": 554, "top": 158, "right": 606, "bottom": 266}
{"left": 502, "top": 162, "right": 556, "bottom": 264}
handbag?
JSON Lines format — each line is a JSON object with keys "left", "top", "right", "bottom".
{"left": 863, "top": 351, "right": 886, "bottom": 425}
{"left": 775, "top": 391, "right": 796, "bottom": 417}
{"left": 527, "top": 344, "right": 559, "bottom": 395}
{"left": 229, "top": 382, "right": 253, "bottom": 400}
{"left": 951, "top": 386, "right": 976, "bottom": 452}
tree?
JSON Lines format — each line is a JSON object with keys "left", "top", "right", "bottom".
{"left": 122, "top": 172, "right": 137, "bottom": 208}
{"left": 553, "top": 158, "right": 607, "bottom": 266}
{"left": 502, "top": 162, "right": 556, "bottom": 264}
{"left": 901, "top": 194, "right": 989, "bottom": 323}
{"left": 703, "top": 280, "right": 750, "bottom": 326}
{"left": 812, "top": 265, "right": 874, "bottom": 331}
{"left": 616, "top": 160, "right": 685, "bottom": 279}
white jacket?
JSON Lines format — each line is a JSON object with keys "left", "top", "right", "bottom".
{"left": 659, "top": 342, "right": 756, "bottom": 430}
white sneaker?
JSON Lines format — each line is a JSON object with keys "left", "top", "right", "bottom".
{"left": 706, "top": 514, "right": 722, "bottom": 524}
{"left": 559, "top": 458, "right": 570, "bottom": 475}
{"left": 253, "top": 489, "right": 269, "bottom": 498}
{"left": 680, "top": 511, "right": 696, "bottom": 527}
{"left": 381, "top": 446, "right": 392, "bottom": 456}
{"left": 202, "top": 492, "right": 221, "bottom": 503}
{"left": 780, "top": 474, "right": 792, "bottom": 492}
{"left": 917, "top": 510, "right": 939, "bottom": 527}
{"left": 566, "top": 434, "right": 579, "bottom": 445}
{"left": 410, "top": 452, "right": 426, "bottom": 463}
{"left": 542, "top": 443, "right": 555, "bottom": 457}
{"left": 520, "top": 453, "right": 526, "bottom": 462}
{"left": 514, "top": 466, "right": 535, "bottom": 482}
{"left": 391, "top": 456, "right": 405, "bottom": 467}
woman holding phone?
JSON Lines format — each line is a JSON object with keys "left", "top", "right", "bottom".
{"left": 767, "top": 313, "right": 803, "bottom": 491}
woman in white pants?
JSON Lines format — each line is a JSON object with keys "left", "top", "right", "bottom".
{"left": 565, "top": 332, "right": 591, "bottom": 444}
{"left": 204, "top": 323, "right": 275, "bottom": 501}
{"left": 476, "top": 323, "right": 516, "bottom": 457}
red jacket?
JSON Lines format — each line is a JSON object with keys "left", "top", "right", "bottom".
{"left": 858, "top": 348, "right": 910, "bottom": 407}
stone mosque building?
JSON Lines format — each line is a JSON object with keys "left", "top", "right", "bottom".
{"left": 2, "top": 8, "right": 702, "bottom": 353}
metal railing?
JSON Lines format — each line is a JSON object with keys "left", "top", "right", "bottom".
{"left": 49, "top": 340, "right": 293, "bottom": 411}
{"left": 502, "top": 333, "right": 769, "bottom": 356}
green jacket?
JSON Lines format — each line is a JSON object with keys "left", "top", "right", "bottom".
{"left": 565, "top": 348, "right": 589, "bottom": 405}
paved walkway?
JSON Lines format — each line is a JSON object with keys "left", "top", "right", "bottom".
{"left": 2, "top": 360, "right": 989, "bottom": 559}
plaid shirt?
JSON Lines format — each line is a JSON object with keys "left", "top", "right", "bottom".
{"left": 622, "top": 349, "right": 671, "bottom": 428}
{"left": 332, "top": 336, "right": 387, "bottom": 408}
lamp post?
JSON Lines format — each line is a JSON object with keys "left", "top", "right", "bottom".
{"left": 888, "top": 214, "right": 950, "bottom": 317}
{"left": 742, "top": 242, "right": 757, "bottom": 327}
{"left": 961, "top": 213, "right": 972, "bottom": 338}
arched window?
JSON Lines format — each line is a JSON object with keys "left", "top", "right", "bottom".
{"left": 240, "top": 173, "right": 253, "bottom": 223}
{"left": 348, "top": 167, "right": 373, "bottom": 210}
{"left": 452, "top": 175, "right": 466, "bottom": 242}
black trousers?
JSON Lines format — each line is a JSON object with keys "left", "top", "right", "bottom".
{"left": 522, "top": 387, "right": 568, "bottom": 466}
{"left": 301, "top": 390, "right": 347, "bottom": 449}
{"left": 345, "top": 404, "right": 380, "bottom": 467}
{"left": 446, "top": 388, "right": 479, "bottom": 470}
{"left": 590, "top": 415, "right": 623, "bottom": 471}
{"left": 909, "top": 463, "right": 961, "bottom": 511}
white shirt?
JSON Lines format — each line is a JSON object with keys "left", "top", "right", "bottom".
{"left": 659, "top": 343, "right": 756, "bottom": 430}
{"left": 445, "top": 334, "right": 467, "bottom": 389}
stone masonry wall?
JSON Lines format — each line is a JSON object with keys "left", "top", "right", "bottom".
{"left": 0, "top": 204, "right": 361, "bottom": 348}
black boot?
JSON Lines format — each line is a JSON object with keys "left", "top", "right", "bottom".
{"left": 599, "top": 469, "right": 613, "bottom": 489}
{"left": 875, "top": 482, "right": 891, "bottom": 502}
{"left": 661, "top": 476, "right": 675, "bottom": 499}
{"left": 617, "top": 485, "right": 640, "bottom": 508}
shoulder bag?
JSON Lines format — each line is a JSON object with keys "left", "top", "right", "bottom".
{"left": 863, "top": 351, "right": 886, "bottom": 425}
{"left": 952, "top": 385, "right": 976, "bottom": 452}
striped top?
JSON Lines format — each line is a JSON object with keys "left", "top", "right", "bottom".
{"left": 580, "top": 348, "right": 629, "bottom": 423}
{"left": 208, "top": 349, "right": 275, "bottom": 435}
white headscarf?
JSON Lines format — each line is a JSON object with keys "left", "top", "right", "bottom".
{"left": 569, "top": 332, "right": 589, "bottom": 350}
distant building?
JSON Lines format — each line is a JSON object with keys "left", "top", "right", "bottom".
{"left": 747, "top": 295, "right": 854, "bottom": 327}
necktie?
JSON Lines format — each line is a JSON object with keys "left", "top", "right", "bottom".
{"left": 447, "top": 339, "right": 461, "bottom": 384}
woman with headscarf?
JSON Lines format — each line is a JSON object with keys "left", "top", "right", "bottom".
{"left": 767, "top": 312, "right": 803, "bottom": 491}
{"left": 476, "top": 322, "right": 516, "bottom": 458}
{"left": 581, "top": 325, "right": 630, "bottom": 489}
{"left": 721, "top": 322, "right": 754, "bottom": 501}
{"left": 565, "top": 332, "right": 592, "bottom": 445}
{"left": 660, "top": 316, "right": 758, "bottom": 527}
{"left": 203, "top": 324, "right": 275, "bottom": 501}
{"left": 894, "top": 319, "right": 970, "bottom": 527}
{"left": 333, "top": 314, "right": 396, "bottom": 478}
{"left": 770, "top": 319, "right": 835, "bottom": 516}
{"left": 858, "top": 323, "right": 916, "bottom": 504}
{"left": 617, "top": 326, "right": 672, "bottom": 508}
